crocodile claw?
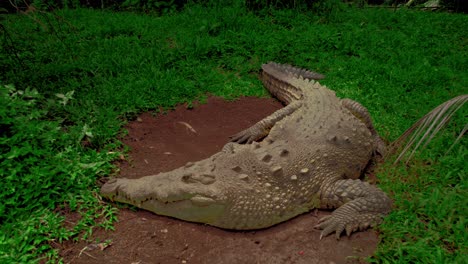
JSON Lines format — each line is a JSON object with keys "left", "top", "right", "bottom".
{"left": 230, "top": 125, "right": 266, "bottom": 144}
{"left": 315, "top": 215, "right": 346, "bottom": 240}
{"left": 230, "top": 131, "right": 256, "bottom": 144}
{"left": 314, "top": 213, "right": 372, "bottom": 240}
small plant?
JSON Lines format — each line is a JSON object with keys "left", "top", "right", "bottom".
{"left": 0, "top": 84, "right": 118, "bottom": 262}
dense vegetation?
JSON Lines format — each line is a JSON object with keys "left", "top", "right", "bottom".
{"left": 2, "top": 0, "right": 468, "bottom": 13}
{"left": 1, "top": 2, "right": 466, "bottom": 263}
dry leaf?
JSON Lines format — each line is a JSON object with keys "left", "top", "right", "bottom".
{"left": 177, "top": 121, "right": 197, "bottom": 134}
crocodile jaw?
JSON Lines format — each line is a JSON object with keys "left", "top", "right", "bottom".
{"left": 101, "top": 175, "right": 227, "bottom": 224}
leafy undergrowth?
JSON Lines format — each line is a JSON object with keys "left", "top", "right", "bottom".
{"left": 0, "top": 85, "right": 118, "bottom": 262}
{"left": 1, "top": 3, "right": 467, "bottom": 263}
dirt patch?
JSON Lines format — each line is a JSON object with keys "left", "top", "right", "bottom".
{"left": 59, "top": 97, "right": 379, "bottom": 264}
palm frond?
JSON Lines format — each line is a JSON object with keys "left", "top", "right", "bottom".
{"left": 390, "top": 94, "right": 467, "bottom": 164}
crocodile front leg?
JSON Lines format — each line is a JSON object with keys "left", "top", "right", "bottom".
{"left": 230, "top": 101, "right": 302, "bottom": 143}
{"left": 316, "top": 178, "right": 392, "bottom": 239}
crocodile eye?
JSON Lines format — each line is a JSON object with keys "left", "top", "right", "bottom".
{"left": 182, "top": 173, "right": 216, "bottom": 185}
{"left": 199, "top": 174, "right": 216, "bottom": 184}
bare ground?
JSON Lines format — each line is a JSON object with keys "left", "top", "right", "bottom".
{"left": 58, "top": 97, "right": 379, "bottom": 264}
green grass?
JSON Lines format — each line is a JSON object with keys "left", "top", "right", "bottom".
{"left": 1, "top": 4, "right": 467, "bottom": 263}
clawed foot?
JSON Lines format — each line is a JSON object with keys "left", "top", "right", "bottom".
{"left": 314, "top": 212, "right": 381, "bottom": 240}
{"left": 230, "top": 125, "right": 266, "bottom": 144}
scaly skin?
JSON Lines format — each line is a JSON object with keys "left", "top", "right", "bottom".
{"left": 101, "top": 62, "right": 392, "bottom": 238}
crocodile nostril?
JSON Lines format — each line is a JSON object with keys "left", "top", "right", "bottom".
{"left": 182, "top": 173, "right": 196, "bottom": 183}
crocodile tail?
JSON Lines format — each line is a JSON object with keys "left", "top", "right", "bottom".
{"left": 261, "top": 62, "right": 324, "bottom": 104}
{"left": 265, "top": 62, "right": 325, "bottom": 80}
{"left": 390, "top": 94, "right": 468, "bottom": 164}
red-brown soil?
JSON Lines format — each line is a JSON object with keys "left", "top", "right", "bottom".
{"left": 59, "top": 97, "right": 379, "bottom": 264}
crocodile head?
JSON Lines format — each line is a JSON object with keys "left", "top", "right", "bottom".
{"left": 101, "top": 163, "right": 229, "bottom": 225}
{"left": 100, "top": 141, "right": 325, "bottom": 230}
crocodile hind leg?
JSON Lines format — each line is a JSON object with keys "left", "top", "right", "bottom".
{"left": 231, "top": 62, "right": 325, "bottom": 144}
{"left": 231, "top": 62, "right": 308, "bottom": 143}
{"left": 316, "top": 177, "right": 392, "bottom": 239}
{"left": 230, "top": 101, "right": 302, "bottom": 143}
{"left": 341, "top": 98, "right": 387, "bottom": 156}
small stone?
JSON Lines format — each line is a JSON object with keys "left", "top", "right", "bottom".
{"left": 323, "top": 153, "right": 328, "bottom": 158}
{"left": 185, "top": 162, "right": 194, "bottom": 168}
{"left": 291, "top": 175, "right": 298, "bottom": 180}
{"left": 300, "top": 168, "right": 309, "bottom": 174}
{"left": 265, "top": 183, "right": 272, "bottom": 187}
